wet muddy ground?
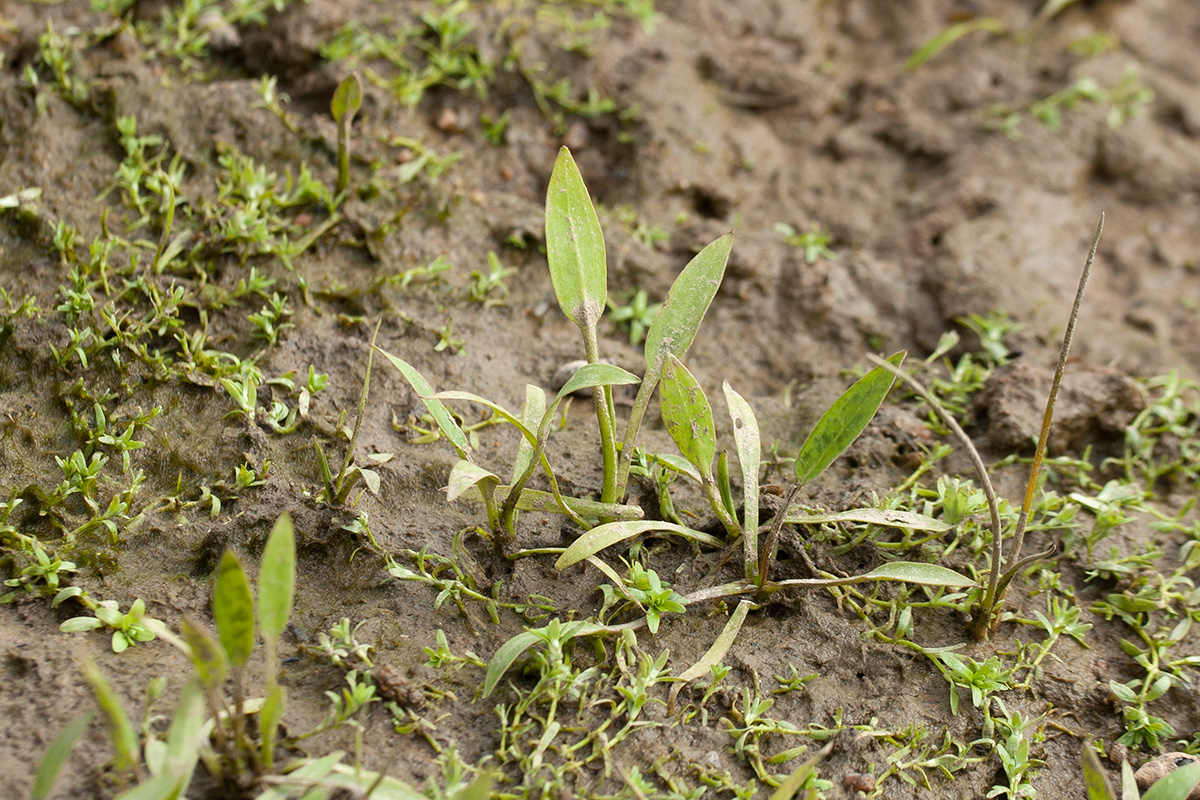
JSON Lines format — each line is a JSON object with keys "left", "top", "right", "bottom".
{"left": 4, "top": 1, "right": 1200, "bottom": 798}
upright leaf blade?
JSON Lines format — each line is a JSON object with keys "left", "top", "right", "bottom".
{"left": 660, "top": 355, "right": 716, "bottom": 478}
{"left": 643, "top": 233, "right": 732, "bottom": 385}
{"left": 375, "top": 348, "right": 472, "bottom": 457}
{"left": 545, "top": 147, "right": 606, "bottom": 332}
{"left": 258, "top": 513, "right": 295, "bottom": 648}
{"left": 80, "top": 658, "right": 139, "bottom": 772}
{"left": 213, "top": 550, "right": 255, "bottom": 668}
{"left": 793, "top": 352, "right": 905, "bottom": 486}
{"left": 330, "top": 73, "right": 362, "bottom": 123}
{"left": 724, "top": 382, "right": 760, "bottom": 537}
{"left": 32, "top": 712, "right": 93, "bottom": 800}
{"left": 511, "top": 385, "right": 546, "bottom": 484}
{"left": 1081, "top": 743, "right": 1117, "bottom": 800}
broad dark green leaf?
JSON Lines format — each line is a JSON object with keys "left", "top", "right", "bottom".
{"left": 1081, "top": 743, "right": 1117, "bottom": 800}
{"left": 258, "top": 513, "right": 295, "bottom": 647}
{"left": 81, "top": 658, "right": 139, "bottom": 772}
{"left": 643, "top": 233, "right": 732, "bottom": 385}
{"left": 375, "top": 347, "right": 472, "bottom": 457}
{"left": 660, "top": 355, "right": 716, "bottom": 478}
{"left": 32, "top": 712, "right": 93, "bottom": 800}
{"left": 213, "top": 550, "right": 255, "bottom": 668}
{"left": 793, "top": 352, "right": 905, "bottom": 486}
{"left": 545, "top": 147, "right": 606, "bottom": 332}
{"left": 555, "top": 520, "right": 723, "bottom": 569}
{"left": 330, "top": 73, "right": 362, "bottom": 122}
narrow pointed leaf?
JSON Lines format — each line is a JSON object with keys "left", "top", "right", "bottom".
{"left": 259, "top": 684, "right": 286, "bottom": 770}
{"left": 784, "top": 507, "right": 951, "bottom": 532}
{"left": 458, "top": 485, "right": 644, "bottom": 520}
{"left": 428, "top": 391, "right": 536, "bottom": 443}
{"left": 769, "top": 744, "right": 831, "bottom": 800}
{"left": 482, "top": 631, "right": 543, "bottom": 698}
{"left": 446, "top": 460, "right": 500, "bottom": 503}
{"left": 1121, "top": 761, "right": 1138, "bottom": 800}
{"left": 555, "top": 362, "right": 639, "bottom": 401}
{"left": 213, "top": 550, "right": 254, "bottom": 668}
{"left": 1081, "top": 744, "right": 1116, "bottom": 800}
{"left": 556, "top": 520, "right": 724, "bottom": 569}
{"left": 181, "top": 616, "right": 227, "bottom": 689}
{"left": 545, "top": 147, "right": 606, "bottom": 332}
{"left": 862, "top": 561, "right": 974, "bottom": 587}
{"left": 660, "top": 355, "right": 716, "bottom": 477}
{"left": 793, "top": 352, "right": 904, "bottom": 486}
{"left": 678, "top": 600, "right": 750, "bottom": 684}
{"left": 81, "top": 658, "right": 139, "bottom": 772}
{"left": 33, "top": 712, "right": 94, "bottom": 800}
{"left": 258, "top": 514, "right": 295, "bottom": 647}
{"left": 512, "top": 385, "right": 546, "bottom": 484}
{"left": 724, "top": 382, "right": 760, "bottom": 536}
{"left": 644, "top": 233, "right": 732, "bottom": 384}
{"left": 375, "top": 348, "right": 471, "bottom": 456}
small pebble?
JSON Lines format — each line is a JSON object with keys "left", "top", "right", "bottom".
{"left": 843, "top": 773, "right": 876, "bottom": 793}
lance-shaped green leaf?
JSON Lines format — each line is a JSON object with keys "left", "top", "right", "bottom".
{"left": 512, "top": 385, "right": 546, "bottom": 484}
{"left": 259, "top": 683, "right": 286, "bottom": 769}
{"left": 32, "top": 712, "right": 93, "bottom": 800}
{"left": 1080, "top": 744, "right": 1115, "bottom": 800}
{"left": 556, "top": 362, "right": 640, "bottom": 400}
{"left": 446, "top": 460, "right": 500, "bottom": 503}
{"left": 181, "top": 615, "right": 226, "bottom": 689}
{"left": 556, "top": 520, "right": 724, "bottom": 569}
{"left": 769, "top": 743, "right": 832, "bottom": 800}
{"left": 330, "top": 73, "right": 362, "bottom": 123}
{"left": 458, "top": 485, "right": 644, "bottom": 520}
{"left": 643, "top": 233, "right": 732, "bottom": 386}
{"left": 374, "top": 348, "right": 471, "bottom": 457}
{"left": 545, "top": 147, "right": 606, "bottom": 333}
{"left": 258, "top": 513, "right": 295, "bottom": 648}
{"left": 724, "top": 382, "right": 760, "bottom": 536}
{"left": 772, "top": 561, "right": 973, "bottom": 589}
{"left": 784, "top": 507, "right": 951, "bottom": 532}
{"left": 660, "top": 355, "right": 716, "bottom": 478}
{"left": 81, "top": 658, "right": 139, "bottom": 772}
{"left": 618, "top": 234, "right": 732, "bottom": 494}
{"left": 793, "top": 352, "right": 905, "bottom": 487}
{"left": 482, "top": 619, "right": 606, "bottom": 697}
{"left": 213, "top": 550, "right": 255, "bottom": 668}
{"left": 668, "top": 599, "right": 751, "bottom": 713}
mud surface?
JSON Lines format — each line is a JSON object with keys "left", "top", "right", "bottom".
{"left": 3, "top": 1, "right": 1200, "bottom": 798}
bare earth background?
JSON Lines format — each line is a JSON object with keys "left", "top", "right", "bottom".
{"left": 3, "top": 1, "right": 1200, "bottom": 798}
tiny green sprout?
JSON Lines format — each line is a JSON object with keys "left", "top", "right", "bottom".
{"left": 435, "top": 319, "right": 465, "bottom": 354}
{"left": 775, "top": 222, "right": 837, "bottom": 264}
{"left": 248, "top": 292, "right": 294, "bottom": 345}
{"left": 625, "top": 563, "right": 686, "bottom": 634}
{"left": 607, "top": 288, "right": 661, "bottom": 346}
{"left": 468, "top": 251, "right": 516, "bottom": 306}
{"left": 61, "top": 598, "right": 161, "bottom": 653}
{"left": 331, "top": 72, "right": 363, "bottom": 196}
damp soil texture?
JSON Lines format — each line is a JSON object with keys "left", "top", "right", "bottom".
{"left": 4, "top": 2, "right": 1200, "bottom": 799}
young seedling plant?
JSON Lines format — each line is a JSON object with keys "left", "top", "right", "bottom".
{"left": 378, "top": 147, "right": 974, "bottom": 690}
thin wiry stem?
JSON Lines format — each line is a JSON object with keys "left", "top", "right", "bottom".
{"left": 1008, "top": 213, "right": 1103, "bottom": 575}
{"left": 865, "top": 353, "right": 1004, "bottom": 579}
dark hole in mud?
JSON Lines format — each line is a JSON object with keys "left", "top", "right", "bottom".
{"left": 686, "top": 185, "right": 732, "bottom": 219}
